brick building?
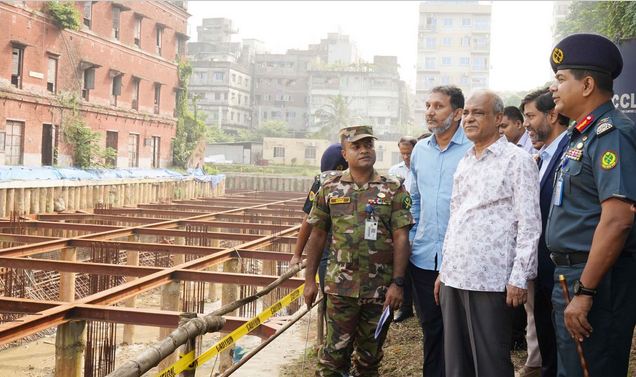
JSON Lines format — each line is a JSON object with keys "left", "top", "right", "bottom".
{"left": 0, "top": 1, "right": 189, "bottom": 167}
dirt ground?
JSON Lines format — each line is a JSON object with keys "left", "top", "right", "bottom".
{"left": 281, "top": 315, "right": 636, "bottom": 377}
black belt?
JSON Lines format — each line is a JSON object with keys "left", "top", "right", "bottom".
{"left": 550, "top": 252, "right": 588, "bottom": 266}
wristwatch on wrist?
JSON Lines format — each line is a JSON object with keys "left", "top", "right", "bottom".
{"left": 391, "top": 277, "right": 405, "bottom": 288}
{"left": 573, "top": 280, "right": 597, "bottom": 297}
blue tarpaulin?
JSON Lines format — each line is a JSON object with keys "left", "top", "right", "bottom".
{"left": 0, "top": 166, "right": 224, "bottom": 187}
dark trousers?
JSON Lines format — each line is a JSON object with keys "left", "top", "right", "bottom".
{"left": 552, "top": 255, "right": 636, "bottom": 377}
{"left": 399, "top": 263, "right": 414, "bottom": 313}
{"left": 440, "top": 284, "right": 514, "bottom": 377}
{"left": 534, "top": 279, "right": 557, "bottom": 377}
{"left": 410, "top": 263, "right": 445, "bottom": 377}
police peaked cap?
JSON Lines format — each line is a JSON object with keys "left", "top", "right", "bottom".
{"left": 550, "top": 33, "right": 623, "bottom": 79}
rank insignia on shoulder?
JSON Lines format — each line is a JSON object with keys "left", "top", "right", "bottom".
{"left": 601, "top": 150, "right": 618, "bottom": 170}
{"left": 309, "top": 191, "right": 316, "bottom": 202}
{"left": 329, "top": 197, "right": 351, "bottom": 205}
{"left": 596, "top": 122, "right": 615, "bottom": 136}
{"left": 402, "top": 195, "right": 412, "bottom": 210}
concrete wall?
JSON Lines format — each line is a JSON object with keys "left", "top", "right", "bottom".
{"left": 0, "top": 176, "right": 225, "bottom": 217}
{"left": 225, "top": 173, "right": 313, "bottom": 193}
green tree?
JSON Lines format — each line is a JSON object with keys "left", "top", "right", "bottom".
{"left": 172, "top": 61, "right": 207, "bottom": 168}
{"left": 312, "top": 95, "right": 352, "bottom": 141}
{"left": 556, "top": 2, "right": 636, "bottom": 41}
{"left": 46, "top": 1, "right": 81, "bottom": 31}
{"left": 237, "top": 120, "right": 290, "bottom": 142}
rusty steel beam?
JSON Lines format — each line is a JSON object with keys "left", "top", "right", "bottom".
{"left": 37, "top": 213, "right": 162, "bottom": 224}
{"left": 69, "top": 305, "right": 182, "bottom": 328}
{"left": 0, "top": 256, "right": 159, "bottom": 277}
{"left": 69, "top": 239, "right": 226, "bottom": 256}
{"left": 211, "top": 213, "right": 304, "bottom": 222}
{"left": 178, "top": 220, "right": 291, "bottom": 231}
{"left": 135, "top": 227, "right": 264, "bottom": 241}
{"left": 0, "top": 296, "right": 60, "bottom": 314}
{"left": 0, "top": 233, "right": 58, "bottom": 243}
{"left": 171, "top": 270, "right": 303, "bottom": 288}
{"left": 234, "top": 249, "right": 294, "bottom": 262}
{"left": 0, "top": 196, "right": 304, "bottom": 345}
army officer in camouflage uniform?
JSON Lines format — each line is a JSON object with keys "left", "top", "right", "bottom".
{"left": 303, "top": 125, "right": 414, "bottom": 376}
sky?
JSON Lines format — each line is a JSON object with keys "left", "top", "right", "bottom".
{"left": 187, "top": 1, "right": 558, "bottom": 93}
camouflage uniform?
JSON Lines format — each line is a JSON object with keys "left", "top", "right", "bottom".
{"left": 308, "top": 168, "right": 414, "bottom": 376}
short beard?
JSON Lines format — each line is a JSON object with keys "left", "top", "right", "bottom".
{"left": 428, "top": 112, "right": 455, "bottom": 135}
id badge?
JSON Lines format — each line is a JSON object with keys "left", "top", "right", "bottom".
{"left": 552, "top": 174, "right": 564, "bottom": 206}
{"left": 365, "top": 219, "right": 378, "bottom": 240}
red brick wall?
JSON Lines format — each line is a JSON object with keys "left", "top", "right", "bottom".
{"left": 0, "top": 1, "right": 189, "bottom": 168}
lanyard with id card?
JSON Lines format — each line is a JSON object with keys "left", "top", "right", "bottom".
{"left": 552, "top": 159, "right": 567, "bottom": 206}
{"left": 364, "top": 203, "right": 378, "bottom": 240}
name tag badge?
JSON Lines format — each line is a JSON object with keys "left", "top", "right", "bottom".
{"left": 365, "top": 219, "right": 378, "bottom": 241}
{"left": 329, "top": 197, "right": 351, "bottom": 205}
{"left": 553, "top": 175, "right": 564, "bottom": 206}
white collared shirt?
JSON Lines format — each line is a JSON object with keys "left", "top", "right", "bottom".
{"left": 440, "top": 136, "right": 541, "bottom": 291}
{"left": 538, "top": 131, "right": 567, "bottom": 180}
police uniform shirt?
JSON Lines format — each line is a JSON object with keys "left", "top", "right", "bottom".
{"left": 546, "top": 101, "right": 636, "bottom": 254}
{"left": 307, "top": 169, "right": 414, "bottom": 299}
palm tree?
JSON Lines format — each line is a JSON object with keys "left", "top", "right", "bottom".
{"left": 312, "top": 95, "right": 352, "bottom": 141}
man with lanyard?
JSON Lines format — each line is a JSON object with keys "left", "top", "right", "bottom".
{"left": 290, "top": 143, "right": 348, "bottom": 289}
{"left": 546, "top": 33, "right": 636, "bottom": 377}
{"left": 303, "top": 125, "right": 413, "bottom": 376}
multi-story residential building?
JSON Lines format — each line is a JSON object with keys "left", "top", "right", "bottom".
{"left": 188, "top": 18, "right": 252, "bottom": 135}
{"left": 253, "top": 50, "right": 317, "bottom": 134}
{"left": 309, "top": 55, "right": 407, "bottom": 137}
{"left": 414, "top": 1, "right": 491, "bottom": 129}
{"left": 0, "top": 1, "right": 188, "bottom": 168}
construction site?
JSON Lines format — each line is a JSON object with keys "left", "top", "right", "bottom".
{"left": 0, "top": 174, "right": 319, "bottom": 377}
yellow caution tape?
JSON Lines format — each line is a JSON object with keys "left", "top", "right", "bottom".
{"left": 156, "top": 282, "right": 305, "bottom": 377}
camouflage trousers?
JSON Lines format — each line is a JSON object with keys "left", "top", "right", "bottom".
{"left": 316, "top": 294, "right": 392, "bottom": 377}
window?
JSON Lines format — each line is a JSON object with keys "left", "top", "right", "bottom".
{"left": 153, "top": 83, "right": 161, "bottom": 114}
{"left": 425, "top": 57, "right": 435, "bottom": 69}
{"left": 82, "top": 67, "right": 95, "bottom": 101}
{"left": 461, "top": 36, "right": 471, "bottom": 48}
{"left": 462, "top": 18, "right": 472, "bottom": 27}
{"left": 155, "top": 25, "right": 163, "bottom": 55}
{"left": 286, "top": 111, "right": 296, "bottom": 119}
{"left": 213, "top": 72, "right": 224, "bottom": 81}
{"left": 151, "top": 136, "right": 160, "bottom": 168}
{"left": 41, "top": 124, "right": 58, "bottom": 166}
{"left": 111, "top": 74, "right": 122, "bottom": 106}
{"left": 5, "top": 121, "right": 24, "bottom": 166}
{"left": 442, "top": 57, "right": 451, "bottom": 65}
{"left": 441, "top": 75, "right": 450, "bottom": 85}
{"left": 305, "top": 146, "right": 316, "bottom": 159}
{"left": 460, "top": 57, "right": 470, "bottom": 66}
{"left": 132, "top": 78, "right": 140, "bottom": 110}
{"left": 47, "top": 57, "right": 57, "bottom": 93}
{"left": 112, "top": 7, "right": 121, "bottom": 40}
{"left": 273, "top": 147, "right": 285, "bottom": 158}
{"left": 475, "top": 17, "right": 490, "bottom": 30}
{"left": 11, "top": 45, "right": 24, "bottom": 88}
{"left": 442, "top": 37, "right": 451, "bottom": 47}
{"left": 128, "top": 134, "right": 139, "bottom": 167}
{"left": 443, "top": 18, "right": 453, "bottom": 27}
{"left": 106, "top": 131, "right": 118, "bottom": 167}
{"left": 83, "top": 1, "right": 92, "bottom": 28}
{"left": 176, "top": 36, "right": 185, "bottom": 58}
{"left": 425, "top": 16, "right": 436, "bottom": 28}
{"left": 377, "top": 145, "right": 384, "bottom": 162}
{"left": 134, "top": 17, "right": 142, "bottom": 47}
{"left": 391, "top": 151, "right": 401, "bottom": 165}
{"left": 231, "top": 73, "right": 236, "bottom": 83}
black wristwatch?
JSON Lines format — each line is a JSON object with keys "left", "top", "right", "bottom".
{"left": 573, "top": 280, "right": 597, "bottom": 297}
{"left": 391, "top": 277, "right": 405, "bottom": 288}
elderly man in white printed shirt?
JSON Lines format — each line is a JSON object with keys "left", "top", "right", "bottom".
{"left": 434, "top": 90, "right": 541, "bottom": 377}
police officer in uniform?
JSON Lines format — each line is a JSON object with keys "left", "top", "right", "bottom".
{"left": 546, "top": 33, "right": 636, "bottom": 377}
{"left": 303, "top": 125, "right": 414, "bottom": 376}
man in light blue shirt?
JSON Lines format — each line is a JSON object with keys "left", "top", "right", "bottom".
{"left": 409, "top": 86, "right": 472, "bottom": 377}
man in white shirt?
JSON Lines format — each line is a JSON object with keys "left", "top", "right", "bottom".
{"left": 434, "top": 90, "right": 542, "bottom": 377}
{"left": 388, "top": 135, "right": 418, "bottom": 322}
{"left": 499, "top": 106, "right": 536, "bottom": 154}
{"left": 388, "top": 136, "right": 417, "bottom": 194}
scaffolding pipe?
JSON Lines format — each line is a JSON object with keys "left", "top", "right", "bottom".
{"left": 107, "top": 314, "right": 225, "bottom": 377}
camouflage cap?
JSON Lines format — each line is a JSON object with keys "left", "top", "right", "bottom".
{"left": 339, "top": 125, "right": 377, "bottom": 143}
